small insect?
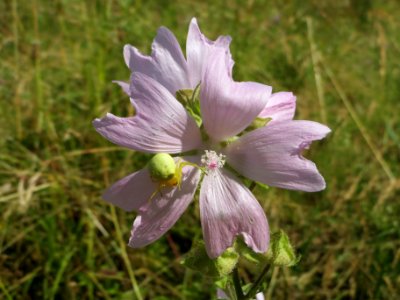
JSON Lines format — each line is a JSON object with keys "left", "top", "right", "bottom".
{"left": 147, "top": 153, "right": 201, "bottom": 201}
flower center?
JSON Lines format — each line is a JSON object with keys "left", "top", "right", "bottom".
{"left": 201, "top": 150, "right": 226, "bottom": 171}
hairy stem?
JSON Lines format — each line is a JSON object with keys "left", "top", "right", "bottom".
{"left": 232, "top": 268, "right": 245, "bottom": 300}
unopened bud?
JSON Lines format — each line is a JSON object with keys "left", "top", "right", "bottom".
{"left": 266, "top": 230, "right": 300, "bottom": 267}
{"left": 176, "top": 86, "right": 202, "bottom": 127}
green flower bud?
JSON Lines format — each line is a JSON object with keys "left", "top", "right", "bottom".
{"left": 176, "top": 89, "right": 194, "bottom": 105}
{"left": 147, "top": 153, "right": 176, "bottom": 181}
{"left": 266, "top": 230, "right": 300, "bottom": 267}
{"left": 181, "top": 241, "right": 239, "bottom": 278}
{"left": 176, "top": 85, "right": 202, "bottom": 127}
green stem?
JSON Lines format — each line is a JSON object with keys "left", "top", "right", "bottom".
{"left": 232, "top": 268, "right": 245, "bottom": 300}
{"left": 245, "top": 264, "right": 272, "bottom": 299}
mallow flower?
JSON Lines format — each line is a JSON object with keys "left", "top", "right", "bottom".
{"left": 93, "top": 23, "right": 330, "bottom": 259}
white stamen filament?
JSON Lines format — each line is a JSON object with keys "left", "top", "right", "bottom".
{"left": 201, "top": 150, "right": 226, "bottom": 171}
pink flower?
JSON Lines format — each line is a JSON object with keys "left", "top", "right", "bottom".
{"left": 258, "top": 92, "right": 296, "bottom": 124}
{"left": 93, "top": 21, "right": 330, "bottom": 259}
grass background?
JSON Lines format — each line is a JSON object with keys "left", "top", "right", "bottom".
{"left": 1, "top": 0, "right": 400, "bottom": 299}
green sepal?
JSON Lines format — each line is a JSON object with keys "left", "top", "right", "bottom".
{"left": 252, "top": 117, "right": 270, "bottom": 128}
{"left": 176, "top": 85, "right": 202, "bottom": 127}
{"left": 255, "top": 181, "right": 269, "bottom": 191}
{"left": 219, "top": 136, "right": 239, "bottom": 148}
{"left": 242, "top": 178, "right": 270, "bottom": 192}
{"left": 214, "top": 276, "right": 229, "bottom": 290}
{"left": 243, "top": 117, "right": 272, "bottom": 133}
{"left": 186, "top": 106, "right": 202, "bottom": 127}
{"left": 215, "top": 247, "right": 240, "bottom": 277}
{"left": 266, "top": 230, "right": 300, "bottom": 267}
{"left": 235, "top": 239, "right": 268, "bottom": 265}
{"left": 181, "top": 241, "right": 239, "bottom": 278}
{"left": 235, "top": 231, "right": 300, "bottom": 267}
{"left": 176, "top": 89, "right": 193, "bottom": 104}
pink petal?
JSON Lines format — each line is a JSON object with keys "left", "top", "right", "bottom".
{"left": 200, "top": 169, "right": 269, "bottom": 258}
{"left": 200, "top": 49, "right": 272, "bottom": 142}
{"left": 256, "top": 293, "right": 265, "bottom": 300}
{"left": 225, "top": 120, "right": 331, "bottom": 192}
{"left": 123, "top": 26, "right": 190, "bottom": 94}
{"left": 129, "top": 160, "right": 201, "bottom": 248}
{"left": 102, "top": 168, "right": 156, "bottom": 212}
{"left": 217, "top": 289, "right": 227, "bottom": 299}
{"left": 112, "top": 80, "right": 130, "bottom": 96}
{"left": 186, "top": 18, "right": 233, "bottom": 88}
{"left": 258, "top": 92, "right": 296, "bottom": 123}
{"left": 93, "top": 73, "right": 202, "bottom": 153}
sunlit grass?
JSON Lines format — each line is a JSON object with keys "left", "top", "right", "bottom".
{"left": 1, "top": 0, "right": 399, "bottom": 299}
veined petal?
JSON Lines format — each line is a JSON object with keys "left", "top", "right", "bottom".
{"left": 200, "top": 169, "right": 269, "bottom": 258}
{"left": 93, "top": 73, "right": 201, "bottom": 153}
{"left": 258, "top": 92, "right": 296, "bottom": 123}
{"left": 225, "top": 120, "right": 331, "bottom": 192}
{"left": 129, "top": 159, "right": 201, "bottom": 248}
{"left": 186, "top": 18, "right": 233, "bottom": 88}
{"left": 112, "top": 80, "right": 131, "bottom": 96}
{"left": 124, "top": 26, "right": 190, "bottom": 94}
{"left": 102, "top": 168, "right": 156, "bottom": 212}
{"left": 200, "top": 49, "right": 272, "bottom": 142}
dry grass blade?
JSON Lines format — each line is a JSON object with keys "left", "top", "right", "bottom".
{"left": 306, "top": 17, "right": 328, "bottom": 124}
{"left": 110, "top": 206, "right": 143, "bottom": 300}
{"left": 320, "top": 56, "right": 396, "bottom": 184}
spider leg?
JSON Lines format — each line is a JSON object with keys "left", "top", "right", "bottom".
{"left": 148, "top": 187, "right": 160, "bottom": 203}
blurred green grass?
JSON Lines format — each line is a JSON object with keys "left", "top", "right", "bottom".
{"left": 1, "top": 0, "right": 400, "bottom": 299}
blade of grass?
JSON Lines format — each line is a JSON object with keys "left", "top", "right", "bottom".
{"left": 0, "top": 279, "right": 13, "bottom": 300}
{"left": 85, "top": 213, "right": 95, "bottom": 300}
{"left": 8, "top": 267, "right": 41, "bottom": 293}
{"left": 266, "top": 267, "right": 279, "bottom": 300}
{"left": 12, "top": 0, "right": 22, "bottom": 139}
{"left": 86, "top": 272, "right": 113, "bottom": 300}
{"left": 32, "top": 0, "right": 44, "bottom": 132}
{"left": 320, "top": 55, "right": 396, "bottom": 184}
{"left": 49, "top": 247, "right": 76, "bottom": 300}
{"left": 110, "top": 206, "right": 143, "bottom": 300}
{"left": 306, "top": 17, "right": 328, "bottom": 124}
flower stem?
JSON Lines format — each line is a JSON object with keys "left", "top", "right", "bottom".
{"left": 245, "top": 264, "right": 272, "bottom": 299}
{"left": 232, "top": 268, "right": 245, "bottom": 300}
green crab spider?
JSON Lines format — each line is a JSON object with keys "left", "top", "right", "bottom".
{"left": 147, "top": 153, "right": 203, "bottom": 202}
